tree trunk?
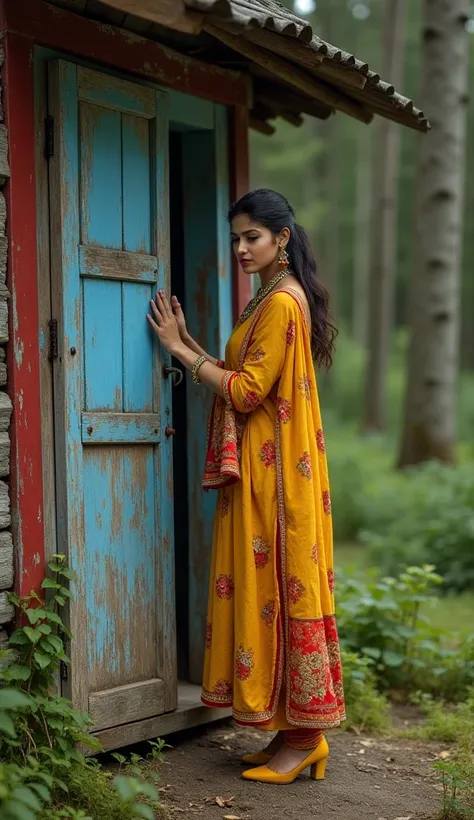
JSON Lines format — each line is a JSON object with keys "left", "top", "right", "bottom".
{"left": 398, "top": 0, "right": 469, "bottom": 467}
{"left": 362, "top": 0, "right": 407, "bottom": 431}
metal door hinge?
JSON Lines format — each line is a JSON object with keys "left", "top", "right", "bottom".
{"left": 45, "top": 116, "right": 54, "bottom": 158}
{"left": 60, "top": 660, "right": 68, "bottom": 682}
{"left": 48, "top": 318, "right": 58, "bottom": 361}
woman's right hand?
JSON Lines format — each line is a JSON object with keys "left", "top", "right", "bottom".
{"left": 171, "top": 295, "right": 188, "bottom": 341}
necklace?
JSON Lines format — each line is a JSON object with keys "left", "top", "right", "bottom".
{"left": 239, "top": 269, "right": 289, "bottom": 325}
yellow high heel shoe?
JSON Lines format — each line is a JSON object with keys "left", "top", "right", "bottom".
{"left": 242, "top": 737, "right": 329, "bottom": 784}
{"left": 241, "top": 751, "right": 272, "bottom": 765}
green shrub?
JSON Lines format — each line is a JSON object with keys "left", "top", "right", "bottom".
{"left": 337, "top": 565, "right": 474, "bottom": 699}
{"left": 363, "top": 460, "right": 474, "bottom": 594}
{"left": 341, "top": 650, "right": 391, "bottom": 733}
{"left": 0, "top": 555, "right": 162, "bottom": 820}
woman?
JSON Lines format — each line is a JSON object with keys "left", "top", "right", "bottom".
{"left": 147, "top": 189, "right": 345, "bottom": 784}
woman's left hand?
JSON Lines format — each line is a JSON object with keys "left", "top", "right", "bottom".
{"left": 147, "top": 291, "right": 182, "bottom": 355}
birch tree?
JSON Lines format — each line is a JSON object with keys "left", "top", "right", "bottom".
{"left": 362, "top": 0, "right": 407, "bottom": 431}
{"left": 398, "top": 0, "right": 469, "bottom": 466}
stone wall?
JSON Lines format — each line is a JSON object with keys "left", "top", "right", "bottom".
{"left": 0, "top": 42, "right": 15, "bottom": 645}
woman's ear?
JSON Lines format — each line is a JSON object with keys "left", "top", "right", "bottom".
{"left": 279, "top": 227, "right": 291, "bottom": 248}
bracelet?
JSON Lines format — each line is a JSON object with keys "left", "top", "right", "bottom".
{"left": 191, "top": 355, "right": 208, "bottom": 384}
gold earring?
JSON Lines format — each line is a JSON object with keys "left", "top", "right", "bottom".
{"left": 278, "top": 246, "right": 289, "bottom": 270}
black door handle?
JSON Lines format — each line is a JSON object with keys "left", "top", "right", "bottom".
{"left": 163, "top": 365, "right": 184, "bottom": 387}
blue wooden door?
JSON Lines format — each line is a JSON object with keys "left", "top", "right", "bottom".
{"left": 48, "top": 60, "right": 176, "bottom": 732}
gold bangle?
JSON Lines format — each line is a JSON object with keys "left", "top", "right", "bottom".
{"left": 191, "top": 355, "right": 207, "bottom": 384}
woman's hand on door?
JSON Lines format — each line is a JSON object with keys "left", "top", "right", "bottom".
{"left": 171, "top": 295, "right": 188, "bottom": 342}
{"left": 148, "top": 291, "right": 183, "bottom": 356}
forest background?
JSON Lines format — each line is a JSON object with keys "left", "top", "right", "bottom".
{"left": 250, "top": 0, "right": 474, "bottom": 595}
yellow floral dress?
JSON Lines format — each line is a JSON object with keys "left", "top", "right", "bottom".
{"left": 201, "top": 288, "right": 345, "bottom": 729}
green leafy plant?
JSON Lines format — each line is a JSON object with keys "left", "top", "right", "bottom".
{"left": 434, "top": 757, "right": 474, "bottom": 820}
{"left": 337, "top": 564, "right": 474, "bottom": 699}
{"left": 0, "top": 555, "right": 164, "bottom": 820}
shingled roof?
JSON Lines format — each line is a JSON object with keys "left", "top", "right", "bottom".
{"left": 50, "top": 0, "right": 429, "bottom": 133}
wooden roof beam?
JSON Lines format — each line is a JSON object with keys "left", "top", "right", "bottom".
{"left": 254, "top": 81, "right": 333, "bottom": 120}
{"left": 204, "top": 21, "right": 373, "bottom": 124}
{"left": 230, "top": 23, "right": 368, "bottom": 91}
{"left": 99, "top": 0, "right": 204, "bottom": 34}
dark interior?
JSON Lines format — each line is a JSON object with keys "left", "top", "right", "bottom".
{"left": 169, "top": 131, "right": 189, "bottom": 682}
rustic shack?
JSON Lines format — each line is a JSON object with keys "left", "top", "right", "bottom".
{"left": 0, "top": 0, "right": 427, "bottom": 751}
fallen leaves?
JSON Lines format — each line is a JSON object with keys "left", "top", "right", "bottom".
{"left": 215, "top": 796, "right": 235, "bottom": 808}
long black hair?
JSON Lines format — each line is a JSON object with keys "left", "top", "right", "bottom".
{"left": 228, "top": 188, "right": 336, "bottom": 370}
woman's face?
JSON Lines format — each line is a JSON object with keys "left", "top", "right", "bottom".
{"left": 230, "top": 213, "right": 283, "bottom": 275}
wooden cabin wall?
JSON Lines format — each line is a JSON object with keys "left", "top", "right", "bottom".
{"left": 0, "top": 42, "right": 14, "bottom": 641}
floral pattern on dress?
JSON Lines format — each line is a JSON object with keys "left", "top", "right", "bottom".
{"left": 253, "top": 536, "right": 270, "bottom": 569}
{"left": 296, "top": 452, "right": 312, "bottom": 480}
{"left": 276, "top": 397, "right": 291, "bottom": 424}
{"left": 288, "top": 616, "right": 345, "bottom": 719}
{"left": 286, "top": 320, "right": 296, "bottom": 346}
{"left": 322, "top": 490, "right": 332, "bottom": 516}
{"left": 327, "top": 568, "right": 335, "bottom": 594}
{"left": 215, "top": 574, "right": 234, "bottom": 599}
{"left": 316, "top": 429, "right": 326, "bottom": 454}
{"left": 259, "top": 439, "right": 276, "bottom": 468}
{"left": 288, "top": 575, "right": 305, "bottom": 604}
{"left": 214, "top": 679, "right": 233, "bottom": 697}
{"left": 221, "top": 493, "right": 230, "bottom": 518}
{"left": 312, "top": 544, "right": 319, "bottom": 564}
{"left": 298, "top": 376, "right": 312, "bottom": 401}
{"left": 236, "top": 644, "right": 255, "bottom": 681}
{"left": 243, "top": 390, "right": 260, "bottom": 411}
{"left": 248, "top": 347, "right": 265, "bottom": 362}
{"left": 260, "top": 600, "right": 276, "bottom": 627}
{"left": 205, "top": 622, "right": 212, "bottom": 649}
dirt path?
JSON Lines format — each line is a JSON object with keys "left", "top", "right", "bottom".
{"left": 149, "top": 720, "right": 444, "bottom": 820}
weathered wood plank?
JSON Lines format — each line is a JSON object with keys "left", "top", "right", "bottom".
{"left": 0, "top": 592, "right": 14, "bottom": 624}
{"left": 0, "top": 481, "right": 11, "bottom": 529}
{"left": 78, "top": 66, "right": 156, "bottom": 118}
{"left": 0, "top": 532, "right": 13, "bottom": 590}
{"left": 122, "top": 283, "right": 154, "bottom": 412}
{"left": 48, "top": 59, "right": 89, "bottom": 711}
{"left": 152, "top": 90, "right": 177, "bottom": 713}
{"left": 93, "top": 683, "right": 231, "bottom": 752}
{"left": 79, "top": 245, "right": 158, "bottom": 283}
{"left": 81, "top": 412, "right": 161, "bottom": 443}
{"left": 122, "top": 115, "right": 151, "bottom": 253}
{"left": 0, "top": 432, "right": 10, "bottom": 477}
{"left": 0, "top": 392, "right": 12, "bottom": 432}
{"left": 35, "top": 51, "right": 58, "bottom": 562}
{"left": 89, "top": 678, "right": 165, "bottom": 731}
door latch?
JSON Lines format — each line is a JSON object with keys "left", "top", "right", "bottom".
{"left": 163, "top": 364, "right": 183, "bottom": 386}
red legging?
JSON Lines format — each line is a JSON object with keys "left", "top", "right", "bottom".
{"left": 284, "top": 729, "right": 324, "bottom": 750}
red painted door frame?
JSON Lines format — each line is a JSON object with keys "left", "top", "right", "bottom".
{"left": 0, "top": 0, "right": 251, "bottom": 595}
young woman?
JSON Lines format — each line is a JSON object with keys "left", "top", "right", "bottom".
{"left": 147, "top": 188, "right": 345, "bottom": 784}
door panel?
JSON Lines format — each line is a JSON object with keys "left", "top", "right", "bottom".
{"left": 48, "top": 59, "right": 176, "bottom": 730}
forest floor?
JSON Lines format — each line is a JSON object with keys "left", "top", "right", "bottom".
{"left": 140, "top": 708, "right": 446, "bottom": 820}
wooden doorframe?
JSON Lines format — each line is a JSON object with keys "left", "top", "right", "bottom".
{"left": 2, "top": 1, "right": 251, "bottom": 600}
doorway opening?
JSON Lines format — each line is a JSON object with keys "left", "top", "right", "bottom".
{"left": 169, "top": 130, "right": 190, "bottom": 683}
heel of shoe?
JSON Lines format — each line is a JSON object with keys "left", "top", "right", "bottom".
{"left": 310, "top": 756, "right": 327, "bottom": 781}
